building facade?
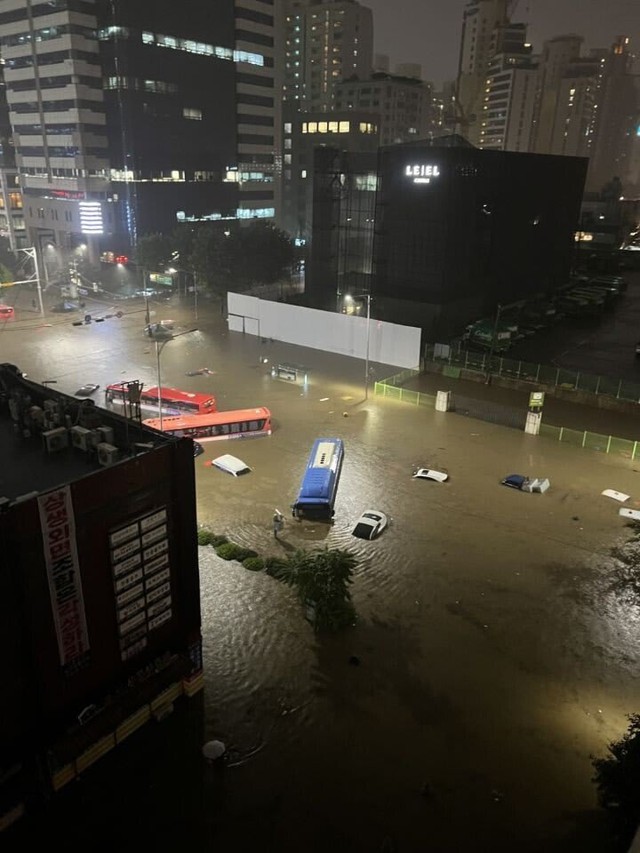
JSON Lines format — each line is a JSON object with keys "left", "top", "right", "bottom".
{"left": 334, "top": 71, "right": 434, "bottom": 146}
{"left": 309, "top": 137, "right": 588, "bottom": 337}
{"left": 0, "top": 0, "right": 277, "bottom": 269}
{"left": 281, "top": 106, "right": 378, "bottom": 241}
{"left": 283, "top": 0, "right": 373, "bottom": 112}
{"left": 0, "top": 364, "right": 202, "bottom": 831}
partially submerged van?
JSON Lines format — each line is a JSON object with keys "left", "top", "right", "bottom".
{"left": 212, "top": 454, "right": 252, "bottom": 476}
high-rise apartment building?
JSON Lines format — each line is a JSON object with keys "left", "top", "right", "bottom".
{"left": 0, "top": 0, "right": 277, "bottom": 266}
{"left": 456, "top": 0, "right": 509, "bottom": 145}
{"left": 283, "top": 0, "right": 373, "bottom": 112}
{"left": 587, "top": 36, "right": 639, "bottom": 193}
{"left": 334, "top": 71, "right": 434, "bottom": 146}
{"left": 547, "top": 55, "right": 601, "bottom": 159}
{"left": 478, "top": 23, "right": 537, "bottom": 151}
{"left": 531, "top": 35, "right": 583, "bottom": 154}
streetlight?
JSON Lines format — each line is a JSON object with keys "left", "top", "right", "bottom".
{"left": 344, "top": 292, "right": 372, "bottom": 400}
{"left": 153, "top": 327, "right": 198, "bottom": 429}
{"left": 167, "top": 267, "right": 198, "bottom": 320}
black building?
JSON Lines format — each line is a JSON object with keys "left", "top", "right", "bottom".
{"left": 97, "top": 1, "right": 240, "bottom": 243}
{"left": 309, "top": 137, "right": 589, "bottom": 336}
{"left": 0, "top": 366, "right": 202, "bottom": 832}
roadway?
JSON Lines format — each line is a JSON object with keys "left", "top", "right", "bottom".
{"left": 2, "top": 291, "right": 638, "bottom": 853}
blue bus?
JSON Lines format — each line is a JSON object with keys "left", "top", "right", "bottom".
{"left": 291, "top": 438, "right": 344, "bottom": 520}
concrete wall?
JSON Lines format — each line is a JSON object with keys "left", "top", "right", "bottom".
{"left": 227, "top": 293, "right": 421, "bottom": 369}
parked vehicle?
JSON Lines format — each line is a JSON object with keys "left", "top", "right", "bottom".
{"left": 212, "top": 454, "right": 252, "bottom": 476}
{"left": 0, "top": 304, "right": 15, "bottom": 320}
{"left": 351, "top": 510, "right": 388, "bottom": 540}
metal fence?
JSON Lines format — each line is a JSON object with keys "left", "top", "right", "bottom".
{"left": 424, "top": 342, "right": 640, "bottom": 404}
{"left": 374, "top": 369, "right": 640, "bottom": 462}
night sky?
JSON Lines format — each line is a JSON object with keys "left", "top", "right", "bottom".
{"left": 364, "top": 0, "right": 640, "bottom": 86}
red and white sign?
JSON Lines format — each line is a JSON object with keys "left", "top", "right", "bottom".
{"left": 38, "top": 486, "right": 89, "bottom": 671}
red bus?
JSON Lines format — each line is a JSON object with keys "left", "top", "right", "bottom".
{"left": 142, "top": 407, "right": 272, "bottom": 441}
{"left": 106, "top": 383, "right": 216, "bottom": 415}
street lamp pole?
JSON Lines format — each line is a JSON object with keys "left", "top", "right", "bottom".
{"left": 193, "top": 271, "right": 198, "bottom": 321}
{"left": 154, "top": 328, "right": 198, "bottom": 429}
{"left": 344, "top": 292, "right": 372, "bottom": 400}
{"left": 364, "top": 293, "right": 371, "bottom": 400}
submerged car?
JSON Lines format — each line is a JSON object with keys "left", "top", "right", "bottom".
{"left": 413, "top": 468, "right": 448, "bottom": 482}
{"left": 501, "top": 474, "right": 550, "bottom": 493}
{"left": 74, "top": 383, "right": 100, "bottom": 397}
{"left": 51, "top": 301, "right": 78, "bottom": 313}
{"left": 351, "top": 509, "right": 388, "bottom": 540}
{"left": 193, "top": 441, "right": 204, "bottom": 458}
{"left": 212, "top": 454, "right": 251, "bottom": 476}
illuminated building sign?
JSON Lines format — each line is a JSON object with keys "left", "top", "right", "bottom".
{"left": 79, "top": 201, "right": 104, "bottom": 235}
{"left": 405, "top": 164, "right": 441, "bottom": 184}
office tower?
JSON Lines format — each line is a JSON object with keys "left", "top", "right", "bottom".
{"left": 478, "top": 23, "right": 537, "bottom": 151}
{"left": 283, "top": 0, "right": 373, "bottom": 112}
{"left": 0, "top": 0, "right": 277, "bottom": 267}
{"left": 587, "top": 36, "right": 639, "bottom": 193}
{"left": 0, "top": 56, "right": 25, "bottom": 250}
{"left": 547, "top": 55, "right": 601, "bottom": 158}
{"left": 456, "top": 0, "right": 510, "bottom": 145}
{"left": 531, "top": 35, "right": 583, "bottom": 154}
{"left": 335, "top": 71, "right": 434, "bottom": 146}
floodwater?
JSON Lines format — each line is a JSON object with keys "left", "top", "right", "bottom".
{"left": 2, "top": 297, "right": 639, "bottom": 852}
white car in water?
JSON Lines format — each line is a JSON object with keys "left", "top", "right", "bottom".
{"left": 412, "top": 468, "right": 449, "bottom": 483}
{"left": 212, "top": 454, "right": 252, "bottom": 476}
{"left": 351, "top": 510, "right": 388, "bottom": 540}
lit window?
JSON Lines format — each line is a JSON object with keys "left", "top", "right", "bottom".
{"left": 338, "top": 121, "right": 349, "bottom": 133}
{"left": 183, "top": 107, "right": 203, "bottom": 120}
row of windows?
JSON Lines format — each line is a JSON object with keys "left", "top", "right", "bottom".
{"left": 237, "top": 72, "right": 273, "bottom": 89}
{"left": 17, "top": 146, "right": 108, "bottom": 158}
{"left": 239, "top": 114, "right": 274, "bottom": 127}
{"left": 0, "top": 0, "right": 95, "bottom": 26}
{"left": 12, "top": 99, "right": 105, "bottom": 114}
{"left": 8, "top": 74, "right": 102, "bottom": 92}
{"left": 237, "top": 92, "right": 274, "bottom": 108}
{"left": 103, "top": 77, "right": 178, "bottom": 95}
{"left": 15, "top": 123, "right": 106, "bottom": 136}
{"left": 21, "top": 166, "right": 108, "bottom": 178}
{"left": 1, "top": 24, "right": 95, "bottom": 48}
{"left": 236, "top": 29, "right": 273, "bottom": 48}
{"left": 0, "top": 193, "right": 23, "bottom": 210}
{"left": 301, "top": 120, "right": 376, "bottom": 135}
{"left": 97, "top": 27, "right": 265, "bottom": 68}
{"left": 235, "top": 7, "right": 274, "bottom": 26}
{"left": 237, "top": 133, "right": 274, "bottom": 145}
{"left": 4, "top": 48, "right": 99, "bottom": 70}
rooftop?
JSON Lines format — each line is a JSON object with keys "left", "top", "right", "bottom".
{"left": 0, "top": 364, "right": 171, "bottom": 502}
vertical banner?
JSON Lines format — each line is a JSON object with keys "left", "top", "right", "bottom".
{"left": 38, "top": 486, "right": 90, "bottom": 674}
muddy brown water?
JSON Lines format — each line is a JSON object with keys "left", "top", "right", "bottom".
{"left": 2, "top": 299, "right": 638, "bottom": 852}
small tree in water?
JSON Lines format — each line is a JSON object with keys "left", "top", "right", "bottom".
{"left": 285, "top": 548, "right": 357, "bottom": 632}
{"left": 592, "top": 713, "right": 640, "bottom": 845}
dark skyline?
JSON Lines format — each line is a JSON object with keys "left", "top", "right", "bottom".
{"left": 364, "top": 0, "right": 640, "bottom": 85}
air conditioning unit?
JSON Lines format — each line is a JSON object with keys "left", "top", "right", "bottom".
{"left": 70, "top": 425, "right": 92, "bottom": 451}
{"left": 97, "top": 425, "right": 115, "bottom": 445}
{"left": 43, "top": 427, "right": 69, "bottom": 453}
{"left": 97, "top": 442, "right": 119, "bottom": 467}
{"left": 88, "top": 430, "right": 102, "bottom": 449}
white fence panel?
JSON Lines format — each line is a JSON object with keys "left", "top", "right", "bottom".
{"left": 226, "top": 293, "right": 420, "bottom": 369}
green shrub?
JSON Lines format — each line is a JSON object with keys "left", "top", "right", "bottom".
{"left": 210, "top": 534, "right": 229, "bottom": 547}
{"left": 197, "top": 529, "right": 217, "bottom": 546}
{"left": 265, "top": 557, "right": 295, "bottom": 583}
{"left": 235, "top": 547, "right": 258, "bottom": 562}
{"left": 243, "top": 557, "right": 265, "bottom": 572}
{"left": 215, "top": 542, "right": 244, "bottom": 561}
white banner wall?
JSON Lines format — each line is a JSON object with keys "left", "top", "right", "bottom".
{"left": 227, "top": 293, "right": 421, "bottom": 369}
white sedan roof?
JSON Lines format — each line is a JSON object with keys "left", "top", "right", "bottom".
{"left": 413, "top": 468, "right": 448, "bottom": 482}
{"left": 212, "top": 454, "right": 252, "bottom": 476}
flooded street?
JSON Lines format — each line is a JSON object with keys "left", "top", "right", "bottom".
{"left": 2, "top": 299, "right": 639, "bottom": 851}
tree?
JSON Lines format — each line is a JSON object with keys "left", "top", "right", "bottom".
{"left": 284, "top": 547, "right": 357, "bottom": 632}
{"left": 134, "top": 232, "right": 173, "bottom": 272}
{"left": 592, "top": 713, "right": 640, "bottom": 842}
{"left": 236, "top": 221, "right": 294, "bottom": 286}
